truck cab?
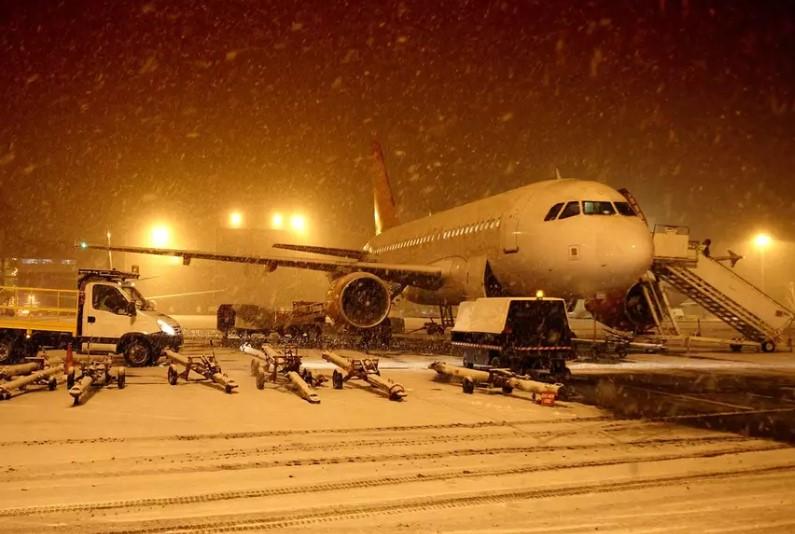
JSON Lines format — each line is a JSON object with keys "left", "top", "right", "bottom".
{"left": 76, "top": 270, "right": 182, "bottom": 366}
{"left": 451, "top": 297, "right": 574, "bottom": 379}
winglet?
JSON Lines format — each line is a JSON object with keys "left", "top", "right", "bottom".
{"left": 371, "top": 140, "right": 400, "bottom": 235}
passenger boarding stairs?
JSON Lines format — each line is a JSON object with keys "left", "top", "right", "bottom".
{"left": 648, "top": 226, "right": 795, "bottom": 351}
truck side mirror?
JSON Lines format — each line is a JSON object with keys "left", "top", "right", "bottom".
{"left": 126, "top": 301, "right": 137, "bottom": 316}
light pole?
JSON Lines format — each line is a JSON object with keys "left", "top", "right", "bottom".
{"left": 753, "top": 233, "right": 772, "bottom": 291}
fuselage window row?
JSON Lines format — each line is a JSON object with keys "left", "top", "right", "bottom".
{"left": 371, "top": 218, "right": 502, "bottom": 255}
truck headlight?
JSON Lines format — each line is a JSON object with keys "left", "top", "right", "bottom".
{"left": 158, "top": 319, "right": 176, "bottom": 336}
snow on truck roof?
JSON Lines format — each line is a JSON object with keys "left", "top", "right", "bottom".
{"left": 452, "top": 297, "right": 566, "bottom": 335}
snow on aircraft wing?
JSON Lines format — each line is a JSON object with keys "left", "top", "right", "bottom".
{"left": 271, "top": 243, "right": 364, "bottom": 259}
{"left": 82, "top": 244, "right": 444, "bottom": 289}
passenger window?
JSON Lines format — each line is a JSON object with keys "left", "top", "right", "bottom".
{"left": 614, "top": 201, "right": 636, "bottom": 216}
{"left": 558, "top": 201, "right": 580, "bottom": 219}
{"left": 92, "top": 285, "right": 128, "bottom": 314}
{"left": 583, "top": 201, "right": 616, "bottom": 215}
{"left": 544, "top": 202, "right": 565, "bottom": 221}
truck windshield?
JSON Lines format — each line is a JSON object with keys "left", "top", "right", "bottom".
{"left": 122, "top": 285, "right": 154, "bottom": 311}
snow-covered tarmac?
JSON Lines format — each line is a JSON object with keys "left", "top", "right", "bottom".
{"left": 0, "top": 346, "right": 793, "bottom": 532}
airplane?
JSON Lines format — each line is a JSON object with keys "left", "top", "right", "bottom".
{"left": 712, "top": 250, "right": 742, "bottom": 268}
{"left": 83, "top": 142, "right": 656, "bottom": 337}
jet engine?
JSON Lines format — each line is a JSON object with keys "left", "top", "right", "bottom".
{"left": 584, "top": 282, "right": 655, "bottom": 333}
{"left": 326, "top": 272, "right": 391, "bottom": 329}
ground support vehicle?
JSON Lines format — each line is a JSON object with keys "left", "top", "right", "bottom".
{"left": 66, "top": 353, "right": 125, "bottom": 406}
{"left": 451, "top": 297, "right": 575, "bottom": 381}
{"left": 0, "top": 269, "right": 182, "bottom": 367}
{"left": 322, "top": 350, "right": 406, "bottom": 401}
{"left": 0, "top": 355, "right": 60, "bottom": 400}
{"left": 241, "top": 343, "right": 325, "bottom": 403}
{"left": 429, "top": 360, "right": 564, "bottom": 404}
{"left": 572, "top": 326, "right": 663, "bottom": 359}
{"left": 165, "top": 345, "right": 237, "bottom": 394}
{"left": 217, "top": 301, "right": 325, "bottom": 343}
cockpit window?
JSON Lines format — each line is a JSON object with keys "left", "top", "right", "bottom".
{"left": 614, "top": 201, "right": 636, "bottom": 216}
{"left": 583, "top": 201, "right": 616, "bottom": 215}
{"left": 558, "top": 201, "right": 580, "bottom": 219}
{"left": 544, "top": 202, "right": 564, "bottom": 221}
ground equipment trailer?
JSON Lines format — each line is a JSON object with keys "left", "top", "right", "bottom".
{"left": 429, "top": 361, "right": 564, "bottom": 404}
{"left": 451, "top": 297, "right": 576, "bottom": 381}
{"left": 0, "top": 269, "right": 183, "bottom": 367}
{"left": 0, "top": 355, "right": 61, "bottom": 400}
{"left": 64, "top": 343, "right": 126, "bottom": 405}
{"left": 241, "top": 342, "right": 325, "bottom": 403}
{"left": 217, "top": 301, "right": 326, "bottom": 342}
{"left": 165, "top": 345, "right": 237, "bottom": 394}
{"left": 322, "top": 350, "right": 407, "bottom": 401}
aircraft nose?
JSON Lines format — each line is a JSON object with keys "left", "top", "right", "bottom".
{"left": 596, "top": 222, "right": 653, "bottom": 288}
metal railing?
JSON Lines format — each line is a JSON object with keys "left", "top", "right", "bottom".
{"left": 0, "top": 286, "right": 79, "bottom": 334}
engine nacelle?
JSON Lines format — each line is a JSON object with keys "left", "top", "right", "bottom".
{"left": 326, "top": 272, "right": 391, "bottom": 329}
{"left": 584, "top": 282, "right": 655, "bottom": 333}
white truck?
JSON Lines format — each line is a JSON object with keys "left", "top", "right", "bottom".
{"left": 451, "top": 297, "right": 575, "bottom": 380}
{"left": 0, "top": 269, "right": 182, "bottom": 366}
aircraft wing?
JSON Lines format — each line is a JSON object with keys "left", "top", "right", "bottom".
{"left": 82, "top": 244, "right": 444, "bottom": 289}
{"left": 272, "top": 243, "right": 364, "bottom": 259}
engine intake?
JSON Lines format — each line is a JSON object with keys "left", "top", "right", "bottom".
{"left": 326, "top": 272, "right": 391, "bottom": 329}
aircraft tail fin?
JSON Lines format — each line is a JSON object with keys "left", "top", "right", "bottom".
{"left": 371, "top": 140, "right": 400, "bottom": 235}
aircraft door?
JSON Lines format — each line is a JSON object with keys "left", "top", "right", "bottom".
{"left": 81, "top": 282, "right": 135, "bottom": 353}
{"left": 500, "top": 209, "right": 520, "bottom": 254}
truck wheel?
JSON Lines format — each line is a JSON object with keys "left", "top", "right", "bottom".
{"left": 255, "top": 371, "right": 266, "bottom": 390}
{"left": 730, "top": 343, "right": 742, "bottom": 352}
{"left": 0, "top": 337, "right": 17, "bottom": 365}
{"left": 66, "top": 370, "right": 75, "bottom": 390}
{"left": 761, "top": 340, "right": 776, "bottom": 353}
{"left": 501, "top": 385, "right": 513, "bottom": 395}
{"left": 48, "top": 377, "right": 57, "bottom": 391}
{"left": 117, "top": 368, "right": 126, "bottom": 389}
{"left": 124, "top": 339, "right": 152, "bottom": 367}
{"left": 488, "top": 355, "right": 501, "bottom": 369}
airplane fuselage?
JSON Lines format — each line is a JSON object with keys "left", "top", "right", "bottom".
{"left": 362, "top": 179, "right": 653, "bottom": 305}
